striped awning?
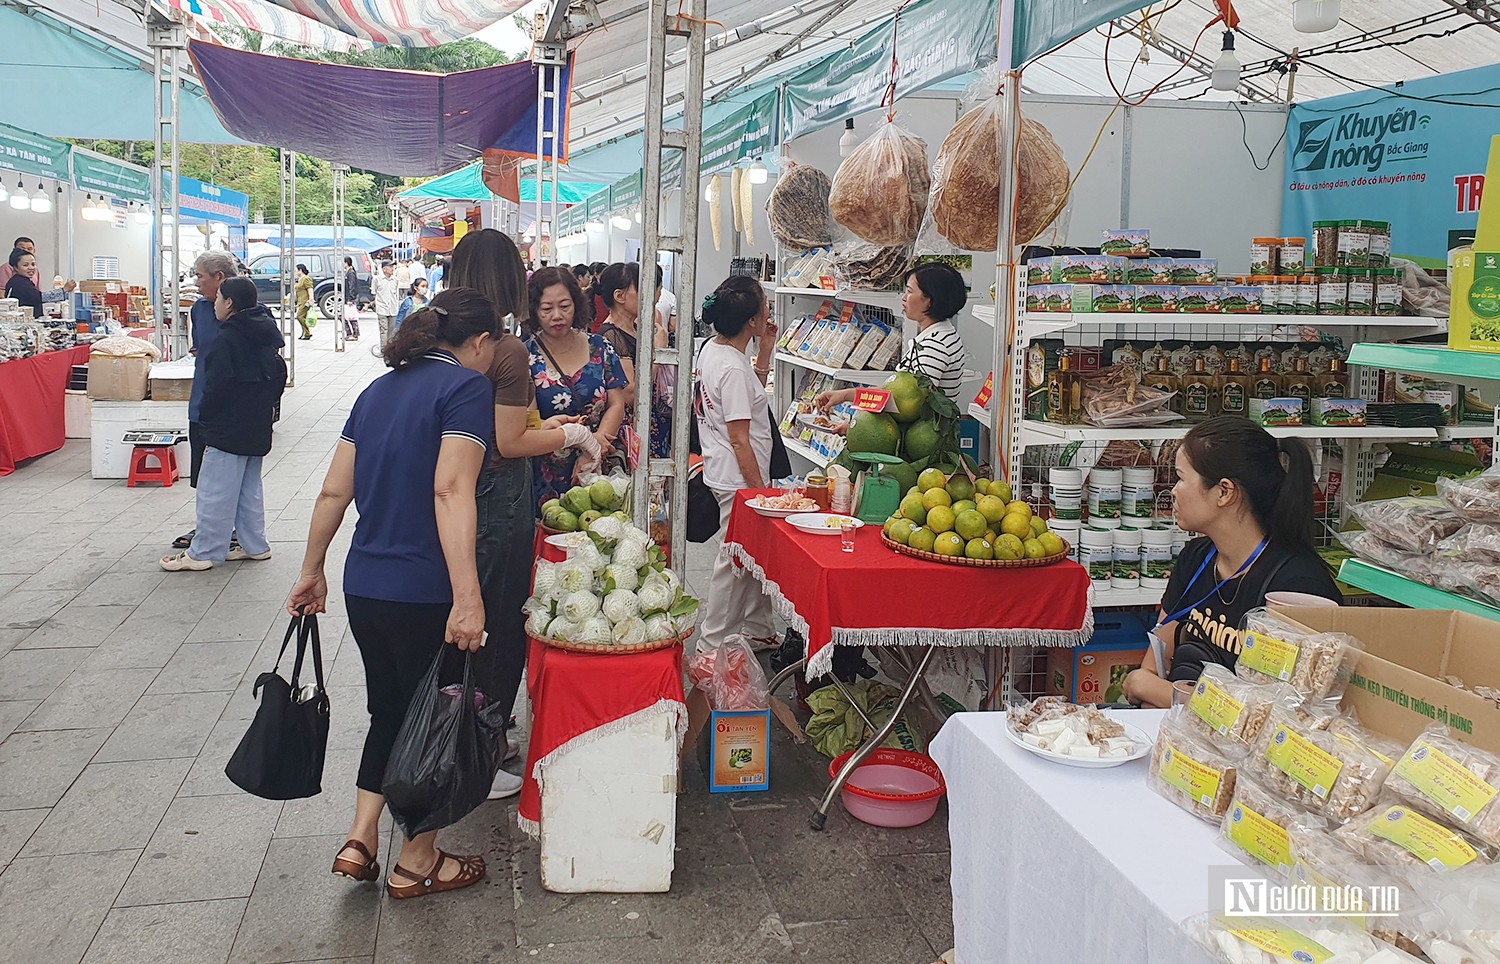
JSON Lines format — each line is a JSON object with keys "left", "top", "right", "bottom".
{"left": 168, "top": 0, "right": 527, "bottom": 47}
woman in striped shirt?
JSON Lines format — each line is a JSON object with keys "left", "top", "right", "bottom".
{"left": 815, "top": 263, "right": 969, "bottom": 414}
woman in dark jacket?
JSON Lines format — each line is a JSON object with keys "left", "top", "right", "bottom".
{"left": 4, "top": 248, "right": 45, "bottom": 318}
{"left": 343, "top": 256, "right": 361, "bottom": 340}
{"left": 161, "top": 277, "right": 287, "bottom": 571}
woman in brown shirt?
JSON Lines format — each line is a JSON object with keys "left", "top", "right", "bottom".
{"left": 446, "top": 230, "right": 589, "bottom": 801}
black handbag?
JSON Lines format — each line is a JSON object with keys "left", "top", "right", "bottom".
{"left": 225, "top": 614, "right": 330, "bottom": 800}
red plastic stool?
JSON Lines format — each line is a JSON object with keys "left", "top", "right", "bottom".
{"left": 127, "top": 445, "right": 180, "bottom": 487}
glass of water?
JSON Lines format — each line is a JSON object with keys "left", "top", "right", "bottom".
{"left": 839, "top": 520, "right": 857, "bottom": 553}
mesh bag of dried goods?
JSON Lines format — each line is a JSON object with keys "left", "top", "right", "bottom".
{"left": 1336, "top": 799, "right": 1492, "bottom": 873}
{"left": 767, "top": 164, "right": 833, "bottom": 251}
{"left": 1219, "top": 774, "right": 1307, "bottom": 874}
{"left": 928, "top": 91, "right": 1070, "bottom": 251}
{"left": 1247, "top": 705, "right": 1391, "bottom": 823}
{"left": 828, "top": 121, "right": 930, "bottom": 248}
{"left": 1237, "top": 608, "right": 1364, "bottom": 702}
{"left": 1348, "top": 497, "right": 1466, "bottom": 553}
{"left": 1384, "top": 725, "right": 1500, "bottom": 850}
{"left": 1182, "top": 912, "right": 1425, "bottom": 964}
{"left": 1179, "top": 663, "right": 1298, "bottom": 757}
{"left": 1338, "top": 530, "right": 1446, "bottom": 587}
{"left": 1149, "top": 714, "right": 1239, "bottom": 822}
{"left": 1438, "top": 466, "right": 1500, "bottom": 525}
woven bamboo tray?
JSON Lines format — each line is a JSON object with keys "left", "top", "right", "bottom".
{"left": 880, "top": 533, "right": 1070, "bottom": 569}
{"left": 532, "top": 627, "right": 692, "bottom": 655}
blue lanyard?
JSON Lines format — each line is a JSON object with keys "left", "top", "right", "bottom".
{"left": 1156, "top": 538, "right": 1269, "bottom": 630}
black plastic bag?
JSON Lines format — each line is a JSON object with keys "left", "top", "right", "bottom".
{"left": 381, "top": 648, "right": 507, "bottom": 838}
{"left": 225, "top": 614, "right": 329, "bottom": 800}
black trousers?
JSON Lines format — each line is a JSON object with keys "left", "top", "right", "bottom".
{"left": 188, "top": 421, "right": 205, "bottom": 489}
{"left": 474, "top": 458, "right": 533, "bottom": 732}
{"left": 345, "top": 594, "right": 448, "bottom": 794}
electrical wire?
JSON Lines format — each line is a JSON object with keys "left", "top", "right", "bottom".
{"left": 1231, "top": 100, "right": 1285, "bottom": 171}
{"left": 1291, "top": 58, "right": 1500, "bottom": 109}
{"left": 1103, "top": 11, "right": 1224, "bottom": 108}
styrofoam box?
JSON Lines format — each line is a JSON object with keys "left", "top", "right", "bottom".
{"left": 91, "top": 400, "right": 191, "bottom": 479}
{"left": 64, "top": 390, "right": 92, "bottom": 439}
{"left": 539, "top": 708, "right": 678, "bottom": 893}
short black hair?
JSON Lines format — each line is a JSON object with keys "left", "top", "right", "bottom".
{"left": 909, "top": 263, "right": 967, "bottom": 321}
{"left": 572, "top": 263, "right": 591, "bottom": 281}
{"left": 13, "top": 236, "right": 33, "bottom": 248}
{"left": 220, "top": 276, "right": 258, "bottom": 313}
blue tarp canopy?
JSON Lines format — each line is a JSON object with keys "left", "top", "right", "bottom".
{"left": 397, "top": 162, "right": 605, "bottom": 204}
{"left": 0, "top": 7, "right": 242, "bottom": 143}
{"left": 250, "top": 225, "right": 396, "bottom": 252}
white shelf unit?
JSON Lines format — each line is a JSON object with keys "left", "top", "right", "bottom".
{"left": 973, "top": 305, "right": 1447, "bottom": 337}
{"left": 1018, "top": 420, "right": 1442, "bottom": 445}
{"left": 1091, "top": 585, "right": 1166, "bottom": 608}
{"left": 771, "top": 285, "right": 913, "bottom": 469}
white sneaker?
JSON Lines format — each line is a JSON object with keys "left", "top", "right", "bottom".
{"left": 160, "top": 550, "right": 212, "bottom": 572}
{"left": 226, "top": 545, "right": 272, "bottom": 561}
{"left": 487, "top": 768, "right": 523, "bottom": 800}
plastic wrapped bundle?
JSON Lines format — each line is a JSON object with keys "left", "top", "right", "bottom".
{"left": 1219, "top": 774, "right": 1305, "bottom": 873}
{"left": 1348, "top": 497, "right": 1465, "bottom": 553}
{"left": 1246, "top": 706, "right": 1391, "bottom": 823}
{"left": 1182, "top": 912, "right": 1425, "bottom": 964}
{"left": 828, "top": 121, "right": 930, "bottom": 247}
{"left": 1336, "top": 801, "right": 1492, "bottom": 872}
{"left": 1338, "top": 530, "right": 1446, "bottom": 587}
{"left": 1149, "top": 715, "right": 1239, "bottom": 822}
{"left": 1384, "top": 724, "right": 1500, "bottom": 849}
{"left": 1178, "top": 663, "right": 1295, "bottom": 756}
{"left": 1438, "top": 467, "right": 1500, "bottom": 524}
{"left": 930, "top": 97, "right": 1070, "bottom": 251}
{"left": 834, "top": 241, "right": 913, "bottom": 290}
{"left": 1237, "top": 608, "right": 1363, "bottom": 702}
{"left": 767, "top": 164, "right": 833, "bottom": 250}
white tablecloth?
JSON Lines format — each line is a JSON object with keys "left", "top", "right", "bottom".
{"left": 930, "top": 709, "right": 1227, "bottom": 964}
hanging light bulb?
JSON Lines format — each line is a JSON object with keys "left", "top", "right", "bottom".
{"left": 1210, "top": 31, "right": 1241, "bottom": 92}
{"left": 634, "top": 206, "right": 642, "bottom": 225}
{"left": 1293, "top": 0, "right": 1340, "bottom": 33}
{"left": 0, "top": 180, "right": 9, "bottom": 204}
{"left": 30, "top": 182, "right": 52, "bottom": 214}
{"left": 9, "top": 179, "right": 30, "bottom": 210}
{"left": 134, "top": 203, "right": 151, "bottom": 224}
{"left": 839, "top": 118, "right": 858, "bottom": 158}
{"left": 747, "top": 157, "right": 768, "bottom": 185}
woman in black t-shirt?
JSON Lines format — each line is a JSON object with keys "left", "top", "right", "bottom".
{"left": 1123, "top": 417, "right": 1341, "bottom": 708}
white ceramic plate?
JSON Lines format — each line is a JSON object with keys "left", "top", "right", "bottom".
{"left": 785, "top": 513, "right": 864, "bottom": 536}
{"left": 795, "top": 413, "right": 848, "bottom": 432}
{"left": 745, "top": 497, "right": 818, "bottom": 518}
{"left": 1002, "top": 714, "right": 1152, "bottom": 769}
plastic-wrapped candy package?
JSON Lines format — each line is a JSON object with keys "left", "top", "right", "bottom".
{"left": 1246, "top": 706, "right": 1391, "bottom": 823}
{"left": 1178, "top": 663, "right": 1299, "bottom": 756}
{"left": 1149, "top": 714, "right": 1239, "bottom": 823}
{"left": 1237, "top": 608, "right": 1364, "bottom": 702}
{"left": 1384, "top": 724, "right": 1500, "bottom": 850}
{"left": 1335, "top": 798, "right": 1492, "bottom": 873}
{"left": 1181, "top": 912, "right": 1425, "bottom": 964}
{"left": 1438, "top": 467, "right": 1500, "bottom": 525}
{"left": 1348, "top": 497, "right": 1465, "bottom": 553}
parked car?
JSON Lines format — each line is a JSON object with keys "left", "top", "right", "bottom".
{"left": 246, "top": 250, "right": 374, "bottom": 320}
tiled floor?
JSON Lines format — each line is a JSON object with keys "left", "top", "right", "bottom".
{"left": 0, "top": 326, "right": 952, "bottom": 964}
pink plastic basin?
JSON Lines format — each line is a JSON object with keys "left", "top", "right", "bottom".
{"left": 829, "top": 749, "right": 946, "bottom": 828}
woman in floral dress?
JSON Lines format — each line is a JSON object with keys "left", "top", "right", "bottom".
{"left": 523, "top": 266, "right": 627, "bottom": 512}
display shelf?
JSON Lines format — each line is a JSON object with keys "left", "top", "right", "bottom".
{"left": 969, "top": 403, "right": 992, "bottom": 423}
{"left": 776, "top": 286, "right": 904, "bottom": 313}
{"left": 773, "top": 351, "right": 893, "bottom": 385}
{"left": 1019, "top": 419, "right": 1440, "bottom": 445}
{"left": 976, "top": 305, "right": 1446, "bottom": 334}
{"left": 1438, "top": 425, "right": 1499, "bottom": 441}
{"left": 1092, "top": 585, "right": 1166, "bottom": 608}
{"left": 1337, "top": 559, "right": 1500, "bottom": 623}
{"left": 1346, "top": 343, "right": 1500, "bottom": 385}
{"left": 781, "top": 433, "right": 831, "bottom": 469}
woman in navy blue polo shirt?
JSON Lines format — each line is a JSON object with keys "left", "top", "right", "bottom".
{"left": 287, "top": 287, "right": 515, "bottom": 899}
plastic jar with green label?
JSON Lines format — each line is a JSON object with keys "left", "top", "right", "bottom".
{"left": 1345, "top": 268, "right": 1374, "bottom": 316}
{"left": 1374, "top": 268, "right": 1402, "bottom": 316}
{"left": 1079, "top": 527, "right": 1114, "bottom": 588}
{"left": 1315, "top": 266, "right": 1347, "bottom": 315}
{"left": 1337, "top": 220, "right": 1370, "bottom": 267}
{"left": 1364, "top": 220, "right": 1391, "bottom": 267}
{"left": 1313, "top": 221, "right": 1339, "bottom": 267}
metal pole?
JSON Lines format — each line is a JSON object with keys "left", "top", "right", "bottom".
{"left": 149, "top": 16, "right": 185, "bottom": 360}
{"left": 992, "top": 0, "right": 1021, "bottom": 485}
{"left": 278, "top": 150, "right": 296, "bottom": 387}
{"left": 333, "top": 163, "right": 347, "bottom": 352}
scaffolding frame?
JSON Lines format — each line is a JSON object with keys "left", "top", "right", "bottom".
{"left": 332, "top": 163, "right": 348, "bottom": 352}
{"left": 534, "top": 43, "right": 567, "bottom": 266}
{"left": 632, "top": 0, "right": 707, "bottom": 570}
{"left": 148, "top": 11, "right": 184, "bottom": 360}
{"left": 278, "top": 150, "right": 297, "bottom": 387}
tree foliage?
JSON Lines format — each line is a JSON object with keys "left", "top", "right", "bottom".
{"left": 69, "top": 34, "right": 515, "bottom": 229}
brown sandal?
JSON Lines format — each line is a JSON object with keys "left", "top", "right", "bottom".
{"left": 331, "top": 839, "right": 380, "bottom": 882}
{"left": 385, "top": 850, "right": 486, "bottom": 900}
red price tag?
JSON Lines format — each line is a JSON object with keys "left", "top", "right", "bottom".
{"left": 854, "top": 388, "right": 892, "bottom": 413}
{"left": 973, "top": 372, "right": 994, "bottom": 410}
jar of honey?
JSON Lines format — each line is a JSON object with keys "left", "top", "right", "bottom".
{"left": 804, "top": 474, "right": 832, "bottom": 512}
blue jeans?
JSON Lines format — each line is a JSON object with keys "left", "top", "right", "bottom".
{"left": 188, "top": 447, "right": 269, "bottom": 563}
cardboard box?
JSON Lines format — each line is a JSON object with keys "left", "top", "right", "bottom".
{"left": 708, "top": 710, "right": 769, "bottom": 792}
{"left": 87, "top": 355, "right": 151, "bottom": 401}
{"left": 150, "top": 377, "right": 193, "bottom": 402}
{"left": 1271, "top": 606, "right": 1500, "bottom": 755}
{"left": 1047, "top": 612, "right": 1151, "bottom": 705}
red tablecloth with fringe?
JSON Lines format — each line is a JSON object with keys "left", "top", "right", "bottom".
{"left": 721, "top": 489, "right": 1095, "bottom": 679}
{"left": 0, "top": 346, "right": 88, "bottom": 476}
{"left": 517, "top": 637, "right": 685, "bottom": 836}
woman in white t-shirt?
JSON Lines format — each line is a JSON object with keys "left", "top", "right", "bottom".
{"left": 693, "top": 275, "right": 779, "bottom": 649}
{"left": 815, "top": 262, "right": 970, "bottom": 415}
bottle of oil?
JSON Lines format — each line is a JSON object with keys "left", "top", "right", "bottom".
{"left": 1218, "top": 357, "right": 1250, "bottom": 417}
{"left": 1181, "top": 357, "right": 1215, "bottom": 423}
{"left": 1143, "top": 357, "right": 1181, "bottom": 415}
{"left": 1316, "top": 358, "right": 1350, "bottom": 399}
{"left": 1046, "top": 351, "right": 1083, "bottom": 424}
{"left": 1283, "top": 357, "right": 1314, "bottom": 418}
{"left": 1251, "top": 358, "right": 1282, "bottom": 400}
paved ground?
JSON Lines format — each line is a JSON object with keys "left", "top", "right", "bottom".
{"left": 0, "top": 327, "right": 953, "bottom": 964}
